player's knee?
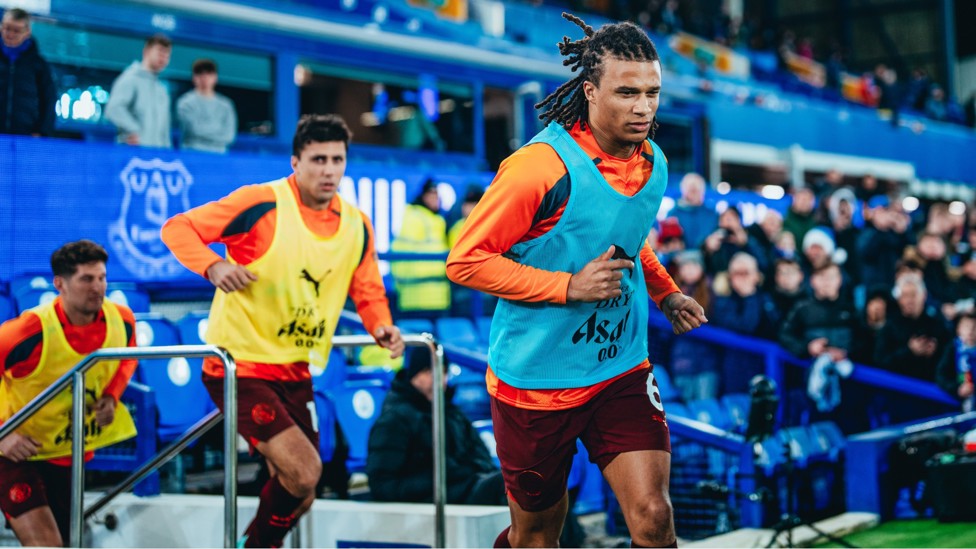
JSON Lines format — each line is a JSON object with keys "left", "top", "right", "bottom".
{"left": 627, "top": 496, "right": 674, "bottom": 543}
{"left": 279, "top": 461, "right": 320, "bottom": 497}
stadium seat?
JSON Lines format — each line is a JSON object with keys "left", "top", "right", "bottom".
{"left": 10, "top": 272, "right": 51, "bottom": 297}
{"left": 470, "top": 419, "right": 499, "bottom": 467}
{"left": 434, "top": 317, "right": 481, "bottom": 349}
{"left": 313, "top": 388, "right": 339, "bottom": 462}
{"left": 135, "top": 313, "right": 212, "bottom": 442}
{"left": 687, "top": 398, "right": 732, "bottom": 431}
{"left": 333, "top": 379, "right": 389, "bottom": 472}
{"left": 106, "top": 282, "right": 150, "bottom": 313}
{"left": 572, "top": 440, "right": 606, "bottom": 515}
{"left": 650, "top": 365, "right": 678, "bottom": 402}
{"left": 313, "top": 348, "right": 349, "bottom": 396}
{"left": 720, "top": 393, "right": 751, "bottom": 434}
{"left": 809, "top": 421, "right": 846, "bottom": 462}
{"left": 475, "top": 316, "right": 491, "bottom": 345}
{"left": 176, "top": 311, "right": 210, "bottom": 346}
{"left": 450, "top": 366, "right": 490, "bottom": 422}
{"left": 667, "top": 401, "right": 691, "bottom": 419}
{"left": 397, "top": 318, "right": 435, "bottom": 337}
{"left": 14, "top": 287, "right": 58, "bottom": 313}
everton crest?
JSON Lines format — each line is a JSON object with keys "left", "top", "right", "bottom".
{"left": 108, "top": 157, "right": 192, "bottom": 279}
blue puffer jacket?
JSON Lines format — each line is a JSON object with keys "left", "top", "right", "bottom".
{"left": 1, "top": 39, "right": 56, "bottom": 135}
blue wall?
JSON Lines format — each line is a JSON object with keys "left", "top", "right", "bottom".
{"left": 0, "top": 136, "right": 490, "bottom": 283}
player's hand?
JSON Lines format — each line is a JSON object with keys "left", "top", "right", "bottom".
{"left": 661, "top": 292, "right": 707, "bottom": 335}
{"left": 0, "top": 433, "right": 41, "bottom": 462}
{"left": 206, "top": 261, "right": 258, "bottom": 293}
{"left": 959, "top": 380, "right": 974, "bottom": 399}
{"left": 125, "top": 133, "right": 140, "bottom": 145}
{"left": 567, "top": 246, "right": 634, "bottom": 302}
{"left": 374, "top": 325, "right": 405, "bottom": 359}
{"left": 91, "top": 395, "right": 116, "bottom": 427}
{"left": 807, "top": 337, "right": 828, "bottom": 356}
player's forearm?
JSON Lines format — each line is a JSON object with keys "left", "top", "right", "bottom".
{"left": 447, "top": 250, "right": 571, "bottom": 304}
{"left": 161, "top": 215, "right": 225, "bottom": 277}
{"left": 639, "top": 244, "right": 680, "bottom": 307}
{"left": 102, "top": 359, "right": 138, "bottom": 403}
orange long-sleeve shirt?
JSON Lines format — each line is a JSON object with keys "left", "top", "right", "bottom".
{"left": 446, "top": 124, "right": 680, "bottom": 410}
{"left": 161, "top": 174, "right": 392, "bottom": 381}
{"left": 0, "top": 297, "right": 138, "bottom": 465}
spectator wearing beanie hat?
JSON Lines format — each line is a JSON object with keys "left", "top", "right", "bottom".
{"left": 655, "top": 217, "right": 685, "bottom": 267}
{"left": 802, "top": 227, "right": 854, "bottom": 305}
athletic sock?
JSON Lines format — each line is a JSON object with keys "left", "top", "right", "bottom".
{"left": 244, "top": 476, "right": 305, "bottom": 548}
{"left": 493, "top": 526, "right": 512, "bottom": 548}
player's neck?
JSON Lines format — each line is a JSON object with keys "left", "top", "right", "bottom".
{"left": 63, "top": 305, "right": 98, "bottom": 326}
{"left": 587, "top": 124, "right": 638, "bottom": 159}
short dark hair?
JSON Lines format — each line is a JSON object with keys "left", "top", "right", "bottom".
{"left": 50, "top": 240, "right": 109, "bottom": 278}
{"left": 292, "top": 114, "right": 352, "bottom": 157}
{"left": 536, "top": 13, "right": 660, "bottom": 133}
{"left": 3, "top": 8, "right": 30, "bottom": 23}
{"left": 192, "top": 58, "right": 217, "bottom": 75}
{"left": 775, "top": 257, "right": 800, "bottom": 270}
{"left": 145, "top": 33, "right": 172, "bottom": 49}
{"left": 811, "top": 262, "right": 840, "bottom": 277}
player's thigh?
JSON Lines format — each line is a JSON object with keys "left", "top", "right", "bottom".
{"left": 0, "top": 459, "right": 63, "bottom": 547}
{"left": 7, "top": 506, "right": 63, "bottom": 547}
{"left": 489, "top": 397, "right": 581, "bottom": 514}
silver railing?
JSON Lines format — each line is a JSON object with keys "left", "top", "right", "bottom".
{"left": 0, "top": 345, "right": 238, "bottom": 548}
{"left": 0, "top": 333, "right": 447, "bottom": 548}
{"left": 329, "top": 333, "right": 447, "bottom": 548}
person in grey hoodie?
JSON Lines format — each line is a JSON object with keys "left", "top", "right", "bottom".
{"left": 177, "top": 58, "right": 236, "bottom": 153}
{"left": 105, "top": 34, "right": 172, "bottom": 148}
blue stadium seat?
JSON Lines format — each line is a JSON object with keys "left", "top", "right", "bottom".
{"left": 10, "top": 272, "right": 51, "bottom": 297}
{"left": 434, "top": 317, "right": 480, "bottom": 349}
{"left": 333, "top": 379, "right": 389, "bottom": 472}
{"left": 347, "top": 365, "right": 396, "bottom": 387}
{"left": 687, "top": 398, "right": 732, "bottom": 431}
{"left": 450, "top": 366, "right": 490, "bottom": 422}
{"left": 313, "top": 388, "right": 339, "bottom": 462}
{"left": 106, "top": 282, "right": 150, "bottom": 313}
{"left": 475, "top": 316, "right": 491, "bottom": 345}
{"left": 135, "top": 313, "right": 211, "bottom": 442}
{"left": 720, "top": 393, "right": 751, "bottom": 434}
{"left": 0, "top": 293, "right": 14, "bottom": 323}
{"left": 176, "top": 311, "right": 210, "bottom": 346}
{"left": 572, "top": 440, "right": 606, "bottom": 515}
{"left": 14, "top": 287, "right": 58, "bottom": 313}
{"left": 397, "top": 318, "right": 435, "bottom": 337}
{"left": 650, "top": 366, "right": 678, "bottom": 403}
{"left": 667, "top": 401, "right": 691, "bottom": 419}
{"left": 809, "top": 421, "right": 846, "bottom": 462}
{"left": 313, "top": 348, "right": 349, "bottom": 396}
{"left": 471, "top": 419, "right": 499, "bottom": 467}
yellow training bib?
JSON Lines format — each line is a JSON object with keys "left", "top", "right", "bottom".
{"left": 0, "top": 301, "right": 137, "bottom": 460}
{"left": 206, "top": 178, "right": 364, "bottom": 370}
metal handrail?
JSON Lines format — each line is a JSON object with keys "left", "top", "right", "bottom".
{"left": 0, "top": 345, "right": 238, "bottom": 548}
{"left": 330, "top": 333, "right": 447, "bottom": 549}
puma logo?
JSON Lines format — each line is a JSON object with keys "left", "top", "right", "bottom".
{"left": 300, "top": 268, "right": 331, "bottom": 297}
{"left": 611, "top": 244, "right": 638, "bottom": 277}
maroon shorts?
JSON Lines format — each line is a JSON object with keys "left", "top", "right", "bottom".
{"left": 0, "top": 457, "right": 71, "bottom": 540}
{"left": 490, "top": 367, "right": 671, "bottom": 512}
{"left": 203, "top": 374, "right": 318, "bottom": 451}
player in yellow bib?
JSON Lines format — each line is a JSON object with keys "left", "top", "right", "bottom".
{"left": 163, "top": 114, "right": 405, "bottom": 548}
{"left": 0, "top": 240, "right": 138, "bottom": 546}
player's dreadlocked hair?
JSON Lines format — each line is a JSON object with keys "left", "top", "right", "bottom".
{"left": 536, "top": 13, "right": 661, "bottom": 136}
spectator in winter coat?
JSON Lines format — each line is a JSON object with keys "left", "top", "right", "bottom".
{"left": 875, "top": 275, "right": 951, "bottom": 381}
{"left": 0, "top": 8, "right": 56, "bottom": 136}
{"left": 366, "top": 348, "right": 504, "bottom": 505}
{"left": 670, "top": 172, "right": 717, "bottom": 249}
{"left": 780, "top": 263, "right": 858, "bottom": 412}
{"left": 935, "top": 312, "right": 976, "bottom": 412}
